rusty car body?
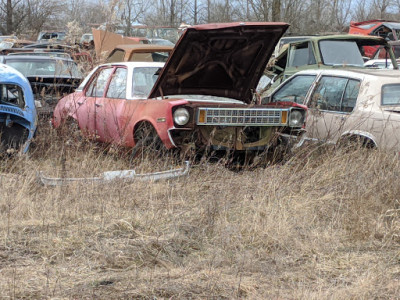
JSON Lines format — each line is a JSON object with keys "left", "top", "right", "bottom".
{"left": 349, "top": 20, "right": 400, "bottom": 57}
{"left": 265, "top": 68, "right": 400, "bottom": 151}
{"left": 0, "top": 63, "right": 37, "bottom": 153}
{"left": 106, "top": 44, "right": 173, "bottom": 63}
{"left": 53, "top": 22, "right": 307, "bottom": 156}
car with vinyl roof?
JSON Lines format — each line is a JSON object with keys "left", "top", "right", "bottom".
{"left": 264, "top": 68, "right": 400, "bottom": 150}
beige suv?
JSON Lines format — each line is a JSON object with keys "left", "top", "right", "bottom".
{"left": 265, "top": 68, "right": 400, "bottom": 150}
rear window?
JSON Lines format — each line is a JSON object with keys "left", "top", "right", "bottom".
{"left": 129, "top": 52, "right": 170, "bottom": 62}
{"left": 6, "top": 59, "right": 82, "bottom": 78}
{"left": 382, "top": 84, "right": 400, "bottom": 105}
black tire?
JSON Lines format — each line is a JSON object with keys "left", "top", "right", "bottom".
{"left": 57, "top": 117, "right": 83, "bottom": 146}
{"left": 131, "top": 122, "right": 167, "bottom": 160}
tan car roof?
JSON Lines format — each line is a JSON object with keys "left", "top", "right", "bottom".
{"left": 114, "top": 44, "right": 174, "bottom": 53}
{"left": 107, "top": 44, "right": 174, "bottom": 63}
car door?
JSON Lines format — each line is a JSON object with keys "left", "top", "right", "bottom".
{"left": 79, "top": 67, "right": 113, "bottom": 139}
{"left": 284, "top": 41, "right": 317, "bottom": 80}
{"left": 306, "top": 76, "right": 360, "bottom": 143}
{"left": 95, "top": 66, "right": 129, "bottom": 144}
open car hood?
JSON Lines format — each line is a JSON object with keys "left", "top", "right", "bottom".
{"left": 149, "top": 22, "right": 289, "bottom": 103}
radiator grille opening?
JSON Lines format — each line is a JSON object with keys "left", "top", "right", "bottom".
{"left": 197, "top": 108, "right": 288, "bottom": 126}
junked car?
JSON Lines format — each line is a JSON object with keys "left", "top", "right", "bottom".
{"left": 265, "top": 68, "right": 400, "bottom": 151}
{"left": 0, "top": 55, "right": 82, "bottom": 114}
{"left": 106, "top": 44, "right": 173, "bottom": 63}
{"left": 364, "top": 59, "right": 393, "bottom": 69}
{"left": 267, "top": 34, "right": 398, "bottom": 92}
{"left": 37, "top": 31, "right": 67, "bottom": 42}
{"left": 0, "top": 64, "right": 37, "bottom": 153}
{"left": 52, "top": 22, "right": 307, "bottom": 157}
{"left": 349, "top": 20, "right": 400, "bottom": 57}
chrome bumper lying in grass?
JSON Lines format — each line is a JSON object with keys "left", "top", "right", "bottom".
{"left": 38, "top": 161, "right": 190, "bottom": 186}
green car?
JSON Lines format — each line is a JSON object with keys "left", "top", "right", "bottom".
{"left": 266, "top": 34, "right": 398, "bottom": 92}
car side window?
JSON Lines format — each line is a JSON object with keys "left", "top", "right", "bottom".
{"left": 107, "top": 50, "right": 125, "bottom": 63}
{"left": 382, "top": 84, "right": 400, "bottom": 105}
{"left": 310, "top": 76, "right": 360, "bottom": 112}
{"left": 288, "top": 42, "right": 316, "bottom": 67}
{"left": 0, "top": 84, "right": 25, "bottom": 108}
{"left": 86, "top": 68, "right": 113, "bottom": 97}
{"left": 342, "top": 79, "right": 360, "bottom": 112}
{"left": 132, "top": 67, "right": 160, "bottom": 97}
{"left": 270, "top": 75, "right": 316, "bottom": 104}
{"left": 106, "top": 67, "right": 127, "bottom": 99}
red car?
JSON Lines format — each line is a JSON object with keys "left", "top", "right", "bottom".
{"left": 53, "top": 22, "right": 307, "bottom": 156}
{"left": 349, "top": 19, "right": 400, "bottom": 57}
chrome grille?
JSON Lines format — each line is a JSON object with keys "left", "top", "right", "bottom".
{"left": 197, "top": 108, "right": 288, "bottom": 126}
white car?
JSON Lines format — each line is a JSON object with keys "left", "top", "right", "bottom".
{"left": 265, "top": 68, "right": 400, "bottom": 150}
{"left": 364, "top": 59, "right": 393, "bottom": 69}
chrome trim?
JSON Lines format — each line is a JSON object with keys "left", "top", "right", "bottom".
{"left": 196, "top": 107, "right": 289, "bottom": 126}
{"left": 167, "top": 128, "right": 177, "bottom": 147}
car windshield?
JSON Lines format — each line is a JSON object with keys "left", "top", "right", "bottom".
{"left": 132, "top": 67, "right": 160, "bottom": 97}
{"left": 270, "top": 75, "right": 316, "bottom": 104}
{"left": 6, "top": 59, "right": 82, "bottom": 78}
{"left": 319, "top": 40, "right": 365, "bottom": 66}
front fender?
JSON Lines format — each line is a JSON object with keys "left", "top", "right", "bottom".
{"left": 52, "top": 93, "right": 81, "bottom": 128}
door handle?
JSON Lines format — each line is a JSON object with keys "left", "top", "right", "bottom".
{"left": 95, "top": 103, "right": 103, "bottom": 108}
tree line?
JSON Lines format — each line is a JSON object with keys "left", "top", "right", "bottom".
{"left": 1, "top": 0, "right": 400, "bottom": 38}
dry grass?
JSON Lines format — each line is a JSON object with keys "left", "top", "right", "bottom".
{"left": 1, "top": 124, "right": 400, "bottom": 299}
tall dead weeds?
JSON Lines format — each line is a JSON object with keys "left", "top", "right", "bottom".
{"left": 0, "top": 129, "right": 400, "bottom": 298}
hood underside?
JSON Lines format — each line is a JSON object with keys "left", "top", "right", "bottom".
{"left": 149, "top": 22, "right": 289, "bottom": 103}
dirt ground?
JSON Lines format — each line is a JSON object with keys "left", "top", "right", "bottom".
{"left": 1, "top": 125, "right": 400, "bottom": 299}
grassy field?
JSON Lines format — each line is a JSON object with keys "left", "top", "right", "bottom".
{"left": 1, "top": 124, "right": 400, "bottom": 299}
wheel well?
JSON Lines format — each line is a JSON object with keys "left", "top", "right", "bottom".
{"left": 340, "top": 134, "right": 376, "bottom": 149}
{"left": 133, "top": 121, "right": 156, "bottom": 143}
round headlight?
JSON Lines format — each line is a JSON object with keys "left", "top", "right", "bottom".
{"left": 173, "top": 107, "right": 190, "bottom": 126}
{"left": 288, "top": 110, "right": 304, "bottom": 127}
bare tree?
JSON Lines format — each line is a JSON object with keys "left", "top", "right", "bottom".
{"left": 0, "top": 0, "right": 26, "bottom": 34}
{"left": 272, "top": 0, "right": 281, "bottom": 21}
{"left": 330, "top": 0, "right": 353, "bottom": 32}
{"left": 371, "top": 0, "right": 394, "bottom": 18}
{"left": 120, "top": 0, "right": 150, "bottom": 36}
{"left": 248, "top": 0, "right": 271, "bottom": 21}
